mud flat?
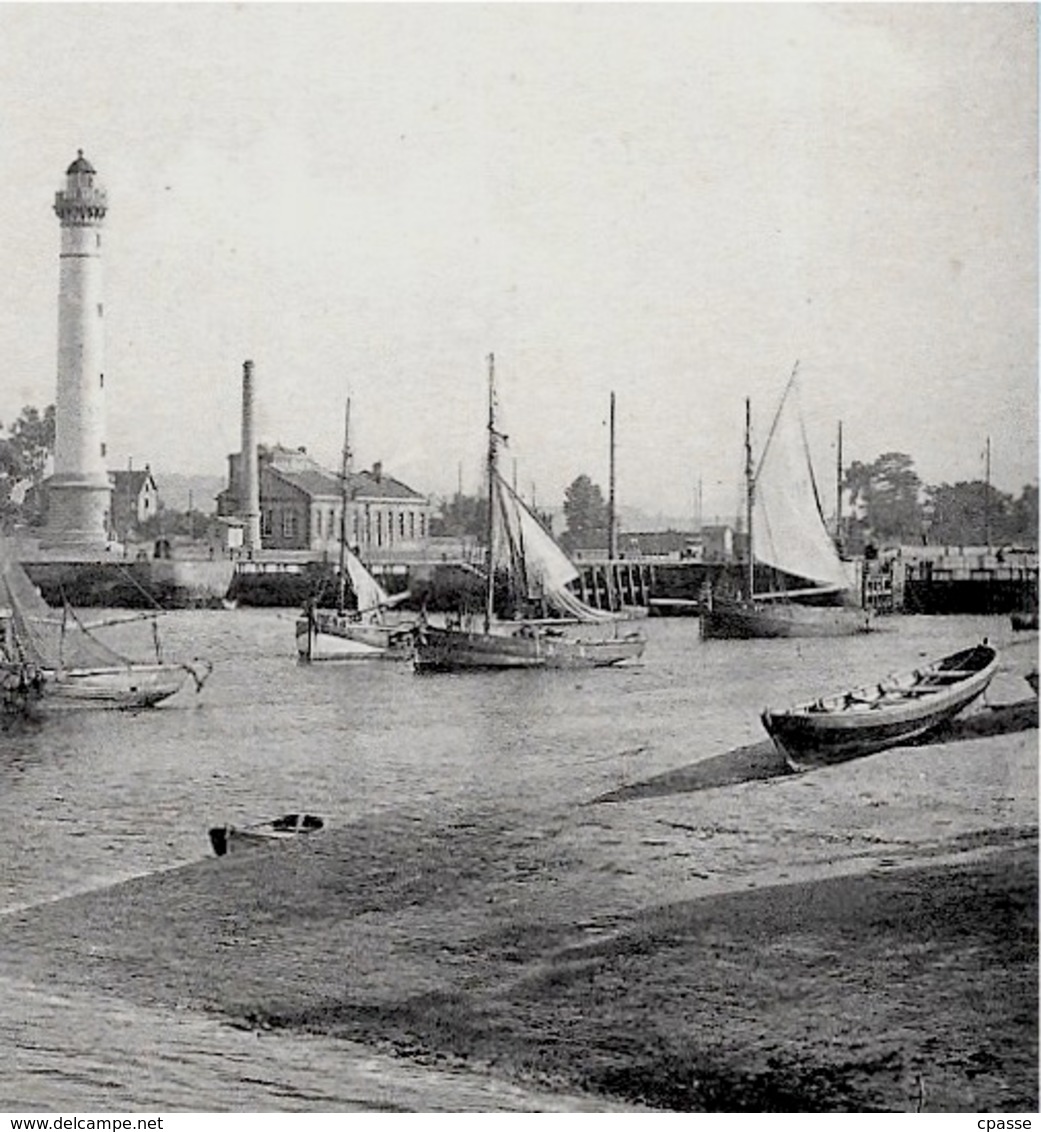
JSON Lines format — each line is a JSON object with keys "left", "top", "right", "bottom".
{"left": 0, "top": 722, "right": 1036, "bottom": 1112}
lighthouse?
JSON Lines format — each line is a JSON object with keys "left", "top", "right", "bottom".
{"left": 44, "top": 150, "right": 112, "bottom": 547}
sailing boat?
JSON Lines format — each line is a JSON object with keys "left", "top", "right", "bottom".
{"left": 296, "top": 400, "right": 414, "bottom": 661}
{"left": 413, "top": 355, "right": 646, "bottom": 671}
{"left": 0, "top": 551, "right": 211, "bottom": 708}
{"left": 700, "top": 364, "right": 871, "bottom": 640}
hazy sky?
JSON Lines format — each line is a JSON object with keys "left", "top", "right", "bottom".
{"left": 0, "top": 3, "right": 1036, "bottom": 521}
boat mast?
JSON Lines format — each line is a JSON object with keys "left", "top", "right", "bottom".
{"left": 608, "top": 391, "right": 617, "bottom": 561}
{"left": 337, "top": 398, "right": 352, "bottom": 614}
{"left": 745, "top": 396, "right": 754, "bottom": 600}
{"left": 484, "top": 353, "right": 497, "bottom": 633}
{"left": 984, "top": 435, "right": 991, "bottom": 548}
{"left": 836, "top": 420, "right": 843, "bottom": 552}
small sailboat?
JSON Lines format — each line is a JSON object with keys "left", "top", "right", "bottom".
{"left": 0, "top": 551, "right": 211, "bottom": 709}
{"left": 209, "top": 812, "right": 324, "bottom": 856}
{"left": 701, "top": 364, "right": 871, "bottom": 639}
{"left": 413, "top": 355, "right": 646, "bottom": 672}
{"left": 762, "top": 642, "right": 999, "bottom": 770}
{"left": 296, "top": 400, "right": 415, "bottom": 661}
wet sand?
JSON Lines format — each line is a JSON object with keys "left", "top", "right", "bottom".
{"left": 0, "top": 715, "right": 1036, "bottom": 1111}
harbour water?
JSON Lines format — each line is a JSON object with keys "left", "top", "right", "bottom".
{"left": 0, "top": 609, "right": 1035, "bottom": 1110}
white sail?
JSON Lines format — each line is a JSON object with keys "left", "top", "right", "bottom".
{"left": 752, "top": 379, "right": 853, "bottom": 594}
{"left": 493, "top": 476, "right": 618, "bottom": 622}
{"left": 343, "top": 547, "right": 389, "bottom": 615}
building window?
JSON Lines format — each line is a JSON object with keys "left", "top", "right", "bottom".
{"left": 419, "top": 514, "right": 426, "bottom": 538}
{"left": 376, "top": 512, "right": 383, "bottom": 547}
{"left": 399, "top": 512, "right": 405, "bottom": 538}
{"left": 409, "top": 512, "right": 415, "bottom": 539}
{"left": 262, "top": 510, "right": 273, "bottom": 537}
{"left": 99, "top": 372, "right": 104, "bottom": 388}
{"left": 283, "top": 511, "right": 296, "bottom": 539}
{"left": 329, "top": 508, "right": 335, "bottom": 538}
{"left": 100, "top": 443, "right": 106, "bottom": 457}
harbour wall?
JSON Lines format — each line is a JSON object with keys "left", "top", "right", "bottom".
{"left": 16, "top": 550, "right": 1038, "bottom": 616}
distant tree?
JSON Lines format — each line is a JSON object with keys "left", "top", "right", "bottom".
{"left": 926, "top": 480, "right": 1015, "bottom": 546}
{"left": 1010, "top": 484, "right": 1039, "bottom": 546}
{"left": 844, "top": 452, "right": 924, "bottom": 545}
{"left": 0, "top": 404, "right": 55, "bottom": 527}
{"left": 0, "top": 438, "right": 24, "bottom": 531}
{"left": 431, "top": 493, "right": 487, "bottom": 540}
{"left": 561, "top": 474, "right": 608, "bottom": 551}
{"left": 10, "top": 405, "right": 55, "bottom": 486}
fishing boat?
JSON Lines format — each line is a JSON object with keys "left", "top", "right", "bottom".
{"left": 296, "top": 400, "right": 415, "bottom": 662}
{"left": 0, "top": 551, "right": 211, "bottom": 709}
{"left": 701, "top": 365, "right": 871, "bottom": 639}
{"left": 208, "top": 812, "right": 324, "bottom": 856}
{"left": 413, "top": 355, "right": 645, "bottom": 672}
{"left": 761, "top": 642, "right": 999, "bottom": 771}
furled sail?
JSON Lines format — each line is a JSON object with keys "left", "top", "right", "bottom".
{"left": 752, "top": 379, "right": 853, "bottom": 594}
{"left": 493, "top": 475, "right": 618, "bottom": 622}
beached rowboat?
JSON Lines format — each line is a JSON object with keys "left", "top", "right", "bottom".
{"left": 762, "top": 642, "right": 999, "bottom": 771}
{"left": 208, "top": 813, "right": 324, "bottom": 856}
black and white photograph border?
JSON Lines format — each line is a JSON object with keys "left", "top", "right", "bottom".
{"left": 0, "top": 2, "right": 1036, "bottom": 1119}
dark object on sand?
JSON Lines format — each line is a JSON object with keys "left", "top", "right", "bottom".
{"left": 1011, "top": 610, "right": 1038, "bottom": 631}
{"left": 1026, "top": 669, "right": 1039, "bottom": 696}
{"left": 209, "top": 813, "right": 324, "bottom": 856}
{"left": 762, "top": 642, "right": 999, "bottom": 771}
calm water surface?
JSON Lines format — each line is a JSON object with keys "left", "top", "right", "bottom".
{"left": 0, "top": 608, "right": 1029, "bottom": 1109}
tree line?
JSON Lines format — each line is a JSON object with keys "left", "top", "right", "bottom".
{"left": 842, "top": 452, "right": 1037, "bottom": 550}
{"left": 436, "top": 457, "right": 1038, "bottom": 552}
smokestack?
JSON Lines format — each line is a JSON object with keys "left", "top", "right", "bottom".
{"left": 241, "top": 359, "right": 261, "bottom": 551}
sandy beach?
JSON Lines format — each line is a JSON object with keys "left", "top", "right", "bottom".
{"left": 0, "top": 694, "right": 1036, "bottom": 1112}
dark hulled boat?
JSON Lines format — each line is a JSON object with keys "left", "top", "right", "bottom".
{"left": 762, "top": 642, "right": 998, "bottom": 771}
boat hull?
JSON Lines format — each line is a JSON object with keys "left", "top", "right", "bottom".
{"left": 41, "top": 664, "right": 190, "bottom": 709}
{"left": 413, "top": 623, "right": 646, "bottom": 672}
{"left": 762, "top": 644, "right": 998, "bottom": 770}
{"left": 209, "top": 813, "right": 324, "bottom": 856}
{"left": 295, "top": 612, "right": 413, "bottom": 661}
{"left": 701, "top": 600, "right": 871, "bottom": 639}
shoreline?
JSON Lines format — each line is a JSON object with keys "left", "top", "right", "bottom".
{"left": 0, "top": 722, "right": 1036, "bottom": 1111}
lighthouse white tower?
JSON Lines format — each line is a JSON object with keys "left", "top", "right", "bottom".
{"left": 45, "top": 150, "right": 112, "bottom": 547}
